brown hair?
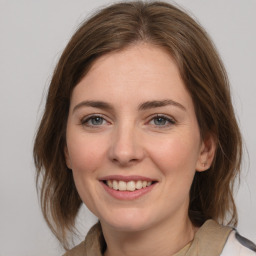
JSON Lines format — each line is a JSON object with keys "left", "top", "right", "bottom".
{"left": 34, "top": 1, "right": 242, "bottom": 249}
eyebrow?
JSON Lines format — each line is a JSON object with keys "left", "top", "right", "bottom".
{"left": 138, "top": 99, "right": 186, "bottom": 111}
{"left": 72, "top": 99, "right": 186, "bottom": 113}
{"left": 72, "top": 101, "right": 114, "bottom": 113}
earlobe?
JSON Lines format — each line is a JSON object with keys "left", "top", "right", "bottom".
{"left": 196, "top": 133, "right": 216, "bottom": 172}
{"left": 64, "top": 146, "right": 72, "bottom": 169}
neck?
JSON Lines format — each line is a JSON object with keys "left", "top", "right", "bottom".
{"left": 102, "top": 215, "right": 196, "bottom": 256}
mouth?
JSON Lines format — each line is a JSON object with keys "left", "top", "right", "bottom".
{"left": 99, "top": 175, "right": 157, "bottom": 192}
{"left": 99, "top": 176, "right": 158, "bottom": 200}
{"left": 103, "top": 180, "right": 156, "bottom": 191}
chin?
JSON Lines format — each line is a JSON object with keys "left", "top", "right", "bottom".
{"left": 100, "top": 209, "right": 152, "bottom": 232}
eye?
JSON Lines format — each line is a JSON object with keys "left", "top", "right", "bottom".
{"left": 149, "top": 115, "right": 175, "bottom": 127}
{"left": 81, "top": 115, "right": 108, "bottom": 127}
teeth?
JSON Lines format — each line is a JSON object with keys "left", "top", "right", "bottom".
{"left": 107, "top": 180, "right": 113, "bottom": 188}
{"left": 106, "top": 180, "right": 153, "bottom": 191}
{"left": 119, "top": 181, "right": 126, "bottom": 191}
{"left": 113, "top": 180, "right": 118, "bottom": 190}
{"left": 127, "top": 181, "right": 135, "bottom": 191}
{"left": 135, "top": 180, "right": 142, "bottom": 190}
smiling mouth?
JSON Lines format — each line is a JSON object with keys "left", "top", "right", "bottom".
{"left": 103, "top": 180, "right": 156, "bottom": 191}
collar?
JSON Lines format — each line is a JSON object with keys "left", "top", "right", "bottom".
{"left": 64, "top": 219, "right": 232, "bottom": 256}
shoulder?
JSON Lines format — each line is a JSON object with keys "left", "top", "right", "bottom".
{"left": 62, "top": 222, "right": 103, "bottom": 256}
{"left": 62, "top": 241, "right": 86, "bottom": 256}
{"left": 221, "top": 230, "right": 256, "bottom": 256}
{"left": 190, "top": 219, "right": 256, "bottom": 256}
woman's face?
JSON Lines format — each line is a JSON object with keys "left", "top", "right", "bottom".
{"left": 65, "top": 44, "right": 211, "bottom": 232}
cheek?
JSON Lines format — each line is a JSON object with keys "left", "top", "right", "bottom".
{"left": 148, "top": 133, "right": 201, "bottom": 207}
{"left": 146, "top": 131, "right": 201, "bottom": 177}
{"left": 66, "top": 132, "right": 108, "bottom": 214}
{"left": 67, "top": 131, "right": 107, "bottom": 173}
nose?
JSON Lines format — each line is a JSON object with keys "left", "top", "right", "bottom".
{"left": 108, "top": 123, "right": 145, "bottom": 167}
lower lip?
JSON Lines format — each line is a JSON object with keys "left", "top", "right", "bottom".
{"left": 101, "top": 182, "right": 156, "bottom": 200}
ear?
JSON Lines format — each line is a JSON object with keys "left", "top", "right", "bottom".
{"left": 64, "top": 146, "right": 72, "bottom": 169}
{"left": 196, "top": 133, "right": 216, "bottom": 172}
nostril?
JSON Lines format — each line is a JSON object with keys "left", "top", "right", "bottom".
{"left": 108, "top": 133, "right": 145, "bottom": 165}
{"left": 111, "top": 156, "right": 140, "bottom": 166}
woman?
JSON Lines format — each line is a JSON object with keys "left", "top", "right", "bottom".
{"left": 33, "top": 1, "right": 256, "bottom": 255}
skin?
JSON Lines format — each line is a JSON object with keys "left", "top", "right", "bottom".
{"left": 65, "top": 43, "right": 215, "bottom": 256}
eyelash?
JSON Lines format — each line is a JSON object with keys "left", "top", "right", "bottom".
{"left": 80, "top": 114, "right": 176, "bottom": 128}
{"left": 80, "top": 114, "right": 108, "bottom": 127}
{"left": 148, "top": 114, "right": 176, "bottom": 128}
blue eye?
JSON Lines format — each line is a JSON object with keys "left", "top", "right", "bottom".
{"left": 153, "top": 117, "right": 168, "bottom": 125}
{"left": 90, "top": 116, "right": 104, "bottom": 125}
{"left": 82, "top": 115, "right": 106, "bottom": 126}
{"left": 150, "top": 115, "right": 175, "bottom": 127}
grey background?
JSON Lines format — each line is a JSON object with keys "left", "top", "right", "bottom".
{"left": 0, "top": 0, "right": 255, "bottom": 255}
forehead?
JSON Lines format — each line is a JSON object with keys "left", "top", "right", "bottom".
{"left": 70, "top": 43, "right": 194, "bottom": 111}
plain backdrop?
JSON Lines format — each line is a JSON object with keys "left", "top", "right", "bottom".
{"left": 0, "top": 0, "right": 255, "bottom": 255}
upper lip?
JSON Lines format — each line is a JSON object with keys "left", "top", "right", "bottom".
{"left": 99, "top": 175, "right": 156, "bottom": 182}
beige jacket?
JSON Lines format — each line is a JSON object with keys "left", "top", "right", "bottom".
{"left": 63, "top": 220, "right": 256, "bottom": 256}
